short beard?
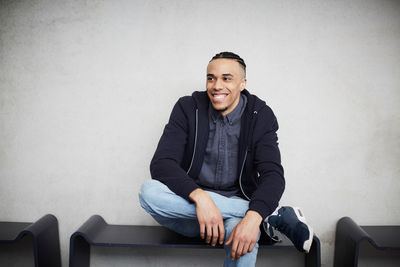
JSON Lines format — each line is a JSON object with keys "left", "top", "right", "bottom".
{"left": 213, "top": 106, "right": 228, "bottom": 113}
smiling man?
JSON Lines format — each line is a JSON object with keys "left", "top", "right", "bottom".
{"left": 139, "top": 52, "right": 313, "bottom": 266}
{"left": 206, "top": 57, "right": 246, "bottom": 116}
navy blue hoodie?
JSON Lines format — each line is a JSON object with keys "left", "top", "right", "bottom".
{"left": 150, "top": 89, "right": 285, "bottom": 220}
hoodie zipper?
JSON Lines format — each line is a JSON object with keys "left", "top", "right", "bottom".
{"left": 238, "top": 110, "right": 258, "bottom": 201}
{"left": 187, "top": 108, "right": 198, "bottom": 174}
{"left": 238, "top": 148, "right": 250, "bottom": 200}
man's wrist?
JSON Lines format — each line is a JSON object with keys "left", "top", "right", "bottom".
{"left": 245, "top": 210, "right": 263, "bottom": 225}
{"left": 189, "top": 188, "right": 207, "bottom": 204}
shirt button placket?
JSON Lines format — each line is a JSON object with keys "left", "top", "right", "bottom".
{"left": 216, "top": 119, "right": 224, "bottom": 189}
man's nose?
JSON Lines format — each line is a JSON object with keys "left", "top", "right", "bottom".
{"left": 214, "top": 78, "right": 223, "bottom": 90}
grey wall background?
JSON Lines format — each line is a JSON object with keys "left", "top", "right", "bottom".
{"left": 1, "top": 0, "right": 400, "bottom": 266}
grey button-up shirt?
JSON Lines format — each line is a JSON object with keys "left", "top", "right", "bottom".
{"left": 196, "top": 94, "right": 247, "bottom": 197}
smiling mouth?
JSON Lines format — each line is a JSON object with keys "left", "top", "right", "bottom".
{"left": 212, "top": 93, "right": 229, "bottom": 102}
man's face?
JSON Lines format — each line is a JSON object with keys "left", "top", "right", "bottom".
{"left": 206, "top": 58, "right": 247, "bottom": 116}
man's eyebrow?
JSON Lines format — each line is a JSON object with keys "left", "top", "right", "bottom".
{"left": 206, "top": 73, "right": 234, "bottom": 77}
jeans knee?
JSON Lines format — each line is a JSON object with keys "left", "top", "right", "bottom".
{"left": 138, "top": 180, "right": 163, "bottom": 212}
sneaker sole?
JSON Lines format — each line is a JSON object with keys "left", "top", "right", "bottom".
{"left": 293, "top": 207, "right": 313, "bottom": 253}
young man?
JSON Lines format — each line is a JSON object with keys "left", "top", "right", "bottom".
{"left": 139, "top": 52, "right": 313, "bottom": 266}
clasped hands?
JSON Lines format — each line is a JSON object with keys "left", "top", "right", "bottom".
{"left": 189, "top": 188, "right": 262, "bottom": 260}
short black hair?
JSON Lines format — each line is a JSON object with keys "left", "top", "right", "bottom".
{"left": 210, "top": 52, "right": 246, "bottom": 76}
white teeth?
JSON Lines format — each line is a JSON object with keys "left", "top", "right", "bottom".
{"left": 214, "top": 94, "right": 226, "bottom": 100}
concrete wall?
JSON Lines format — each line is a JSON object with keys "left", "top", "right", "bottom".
{"left": 1, "top": 0, "right": 399, "bottom": 266}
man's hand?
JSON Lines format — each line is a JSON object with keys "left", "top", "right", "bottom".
{"left": 189, "top": 189, "right": 225, "bottom": 246}
{"left": 225, "top": 210, "right": 263, "bottom": 260}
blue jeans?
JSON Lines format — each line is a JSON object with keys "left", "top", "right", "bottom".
{"left": 139, "top": 180, "right": 260, "bottom": 267}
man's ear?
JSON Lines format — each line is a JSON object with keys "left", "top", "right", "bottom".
{"left": 240, "top": 78, "right": 247, "bottom": 91}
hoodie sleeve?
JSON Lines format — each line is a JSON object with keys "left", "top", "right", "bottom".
{"left": 150, "top": 98, "right": 200, "bottom": 200}
{"left": 249, "top": 106, "right": 285, "bottom": 220}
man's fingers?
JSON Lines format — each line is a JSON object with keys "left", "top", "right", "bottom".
{"left": 211, "top": 225, "right": 219, "bottom": 246}
{"left": 235, "top": 242, "right": 245, "bottom": 259}
{"left": 249, "top": 242, "right": 255, "bottom": 252}
{"left": 200, "top": 223, "right": 205, "bottom": 239}
{"left": 225, "top": 231, "right": 233, "bottom": 245}
{"left": 218, "top": 223, "right": 225, "bottom": 245}
{"left": 205, "top": 225, "right": 212, "bottom": 244}
{"left": 230, "top": 239, "right": 238, "bottom": 260}
{"left": 240, "top": 242, "right": 251, "bottom": 258}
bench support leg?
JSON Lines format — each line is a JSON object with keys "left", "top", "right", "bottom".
{"left": 305, "top": 236, "right": 321, "bottom": 267}
{"left": 333, "top": 217, "right": 362, "bottom": 267}
{"left": 33, "top": 222, "right": 62, "bottom": 267}
{"left": 70, "top": 235, "right": 90, "bottom": 267}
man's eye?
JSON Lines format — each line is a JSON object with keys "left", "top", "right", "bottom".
{"left": 207, "top": 77, "right": 214, "bottom": 81}
{"left": 223, "top": 77, "right": 231, "bottom": 81}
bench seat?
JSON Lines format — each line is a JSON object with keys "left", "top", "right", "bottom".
{"left": 69, "top": 215, "right": 321, "bottom": 267}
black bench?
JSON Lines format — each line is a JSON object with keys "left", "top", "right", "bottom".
{"left": 69, "top": 215, "right": 321, "bottom": 267}
{"left": 334, "top": 216, "right": 400, "bottom": 267}
{"left": 0, "top": 214, "right": 61, "bottom": 267}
